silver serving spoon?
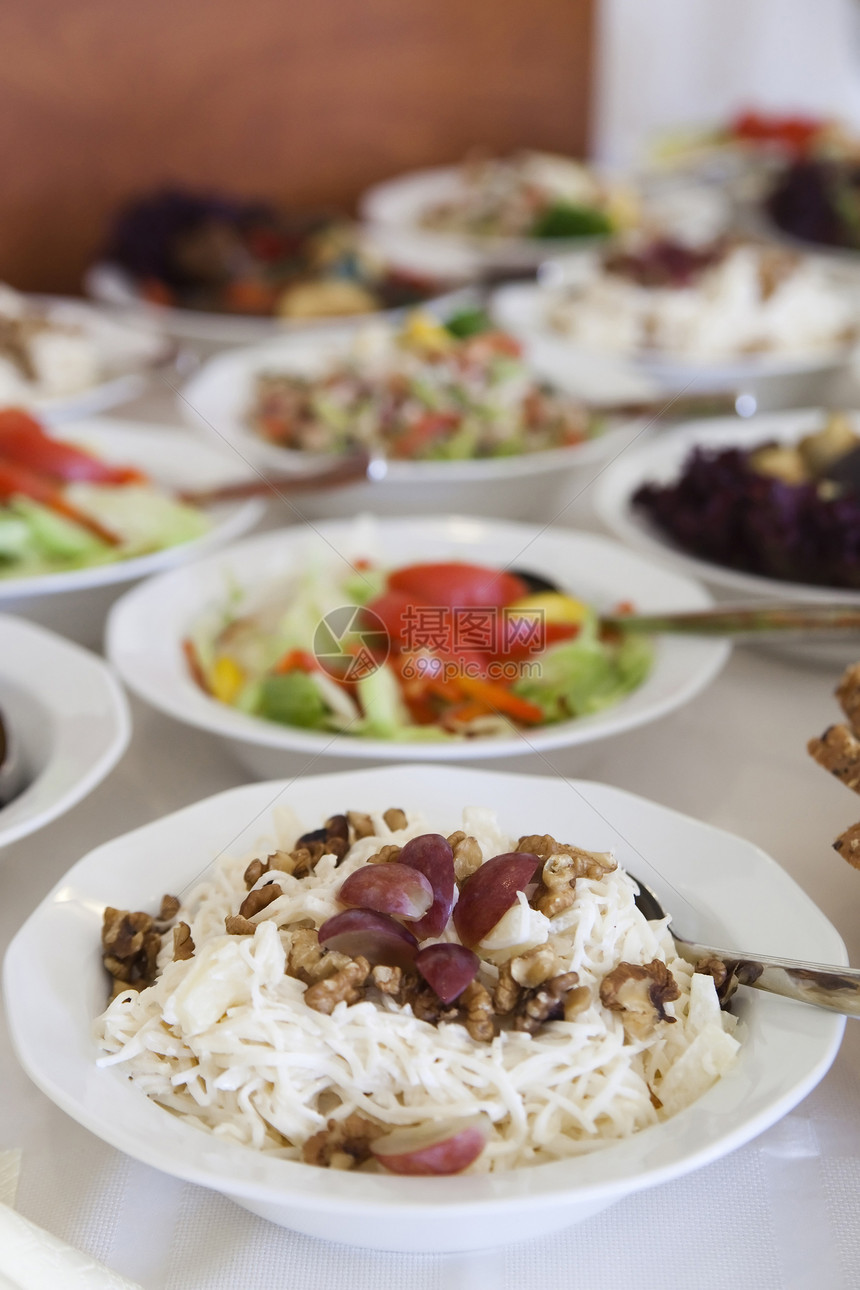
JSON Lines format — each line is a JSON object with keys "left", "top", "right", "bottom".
{"left": 632, "top": 875, "right": 860, "bottom": 1017}
{"left": 0, "top": 707, "right": 24, "bottom": 807}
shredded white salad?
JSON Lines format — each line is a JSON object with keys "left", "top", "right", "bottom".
{"left": 94, "top": 806, "right": 740, "bottom": 1173}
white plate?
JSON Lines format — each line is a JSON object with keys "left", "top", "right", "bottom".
{"left": 6, "top": 296, "right": 174, "bottom": 421}
{"left": 85, "top": 262, "right": 469, "bottom": 348}
{"left": 0, "top": 417, "right": 264, "bottom": 645}
{"left": 360, "top": 166, "right": 610, "bottom": 278}
{"left": 0, "top": 615, "right": 130, "bottom": 848}
{"left": 178, "top": 323, "right": 657, "bottom": 522}
{"left": 105, "top": 518, "right": 729, "bottom": 775}
{"left": 3, "top": 764, "right": 845, "bottom": 1251}
{"left": 492, "top": 281, "right": 854, "bottom": 394}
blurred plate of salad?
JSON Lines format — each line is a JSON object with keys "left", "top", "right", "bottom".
{"left": 180, "top": 305, "right": 655, "bottom": 477}
{"left": 0, "top": 409, "right": 263, "bottom": 600}
{"left": 86, "top": 188, "right": 467, "bottom": 344}
{"left": 106, "top": 519, "right": 728, "bottom": 767}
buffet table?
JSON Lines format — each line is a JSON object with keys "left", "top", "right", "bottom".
{"left": 2, "top": 386, "right": 859, "bottom": 1290}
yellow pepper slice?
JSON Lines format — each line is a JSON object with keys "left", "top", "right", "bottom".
{"left": 211, "top": 655, "right": 245, "bottom": 704}
{"left": 507, "top": 592, "right": 590, "bottom": 625}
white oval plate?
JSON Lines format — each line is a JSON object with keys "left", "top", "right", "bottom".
{"left": 593, "top": 408, "right": 860, "bottom": 604}
{"left": 178, "top": 322, "right": 656, "bottom": 487}
{"left": 106, "top": 518, "right": 729, "bottom": 765}
{"left": 0, "top": 615, "right": 130, "bottom": 848}
{"left": 360, "top": 166, "right": 610, "bottom": 278}
{"left": 0, "top": 417, "right": 264, "bottom": 604}
{"left": 3, "top": 764, "right": 845, "bottom": 1250}
{"left": 85, "top": 262, "right": 470, "bottom": 347}
{"left": 491, "top": 281, "right": 854, "bottom": 392}
{"left": 6, "top": 296, "right": 174, "bottom": 421}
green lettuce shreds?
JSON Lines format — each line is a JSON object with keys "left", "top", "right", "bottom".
{"left": 512, "top": 633, "right": 653, "bottom": 722}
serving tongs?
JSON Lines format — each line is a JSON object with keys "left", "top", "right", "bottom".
{"left": 600, "top": 603, "right": 860, "bottom": 638}
{"left": 177, "top": 448, "right": 384, "bottom": 507}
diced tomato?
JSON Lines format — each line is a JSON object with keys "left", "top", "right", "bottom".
{"left": 223, "top": 279, "right": 277, "bottom": 315}
{"left": 362, "top": 589, "right": 420, "bottom": 648}
{"left": 0, "top": 409, "right": 144, "bottom": 484}
{"left": 273, "top": 649, "right": 319, "bottom": 674}
{"left": 387, "top": 563, "right": 527, "bottom": 611}
{"left": 390, "top": 412, "right": 460, "bottom": 461}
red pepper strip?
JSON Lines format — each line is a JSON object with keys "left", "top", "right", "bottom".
{"left": 182, "top": 638, "right": 211, "bottom": 693}
{"left": 455, "top": 675, "right": 544, "bottom": 725}
{"left": 0, "top": 460, "right": 121, "bottom": 545}
{"left": 0, "top": 409, "right": 145, "bottom": 484}
{"left": 389, "top": 412, "right": 460, "bottom": 461}
{"left": 273, "top": 649, "right": 319, "bottom": 674}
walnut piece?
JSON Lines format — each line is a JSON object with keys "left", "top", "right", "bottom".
{"left": 808, "top": 725, "right": 860, "bottom": 793}
{"left": 243, "top": 857, "right": 269, "bottom": 889}
{"left": 238, "top": 883, "right": 283, "bottom": 919}
{"left": 370, "top": 964, "right": 403, "bottom": 995}
{"left": 101, "top": 907, "right": 162, "bottom": 992}
{"left": 304, "top": 957, "right": 371, "bottom": 1014}
{"left": 510, "top": 945, "right": 559, "bottom": 987}
{"left": 833, "top": 821, "right": 860, "bottom": 869}
{"left": 599, "top": 960, "right": 681, "bottom": 1040}
{"left": 347, "top": 810, "right": 375, "bottom": 840}
{"left": 225, "top": 914, "right": 257, "bottom": 935}
{"left": 492, "top": 962, "right": 521, "bottom": 1015}
{"left": 447, "top": 831, "right": 483, "bottom": 881}
{"left": 286, "top": 928, "right": 351, "bottom": 984}
{"left": 383, "top": 807, "right": 408, "bottom": 831}
{"left": 366, "top": 844, "right": 402, "bottom": 865}
{"left": 301, "top": 1113, "right": 382, "bottom": 1168}
{"left": 513, "top": 971, "right": 580, "bottom": 1034}
{"left": 460, "top": 979, "right": 495, "bottom": 1042}
{"left": 159, "top": 894, "right": 181, "bottom": 923}
{"left": 172, "top": 922, "right": 195, "bottom": 961}
{"left": 533, "top": 847, "right": 616, "bottom": 918}
{"left": 836, "top": 663, "right": 860, "bottom": 735}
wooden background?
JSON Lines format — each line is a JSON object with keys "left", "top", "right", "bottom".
{"left": 0, "top": 0, "right": 593, "bottom": 294}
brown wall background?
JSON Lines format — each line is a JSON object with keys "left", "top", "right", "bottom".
{"left": 0, "top": 1, "right": 593, "bottom": 294}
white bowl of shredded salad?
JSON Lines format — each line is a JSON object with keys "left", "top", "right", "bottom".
{"left": 3, "top": 765, "right": 845, "bottom": 1252}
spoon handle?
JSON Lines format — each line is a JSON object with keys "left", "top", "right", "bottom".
{"left": 603, "top": 604, "right": 860, "bottom": 636}
{"left": 674, "top": 939, "right": 860, "bottom": 1017}
{"left": 179, "top": 451, "right": 372, "bottom": 506}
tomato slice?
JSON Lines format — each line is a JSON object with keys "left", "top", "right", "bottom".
{"left": 388, "top": 563, "right": 527, "bottom": 610}
{"left": 0, "top": 409, "right": 144, "bottom": 484}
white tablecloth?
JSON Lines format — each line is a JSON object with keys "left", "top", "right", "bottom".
{"left": 3, "top": 386, "right": 860, "bottom": 1289}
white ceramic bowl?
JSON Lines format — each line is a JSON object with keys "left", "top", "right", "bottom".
{"left": 7, "top": 296, "right": 174, "bottom": 421}
{"left": 492, "top": 281, "right": 854, "bottom": 409}
{"left": 360, "top": 166, "right": 611, "bottom": 279}
{"left": 593, "top": 409, "right": 860, "bottom": 666}
{"left": 0, "top": 615, "right": 130, "bottom": 848}
{"left": 105, "top": 518, "right": 729, "bottom": 776}
{"left": 0, "top": 417, "right": 264, "bottom": 647}
{"left": 178, "top": 324, "right": 657, "bottom": 522}
{"left": 3, "top": 764, "right": 845, "bottom": 1251}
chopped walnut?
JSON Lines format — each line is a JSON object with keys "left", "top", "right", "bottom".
{"left": 492, "top": 963, "right": 521, "bottom": 1015}
{"left": 532, "top": 847, "right": 617, "bottom": 918}
{"left": 370, "top": 964, "right": 403, "bottom": 995}
{"left": 172, "top": 922, "right": 195, "bottom": 961}
{"left": 447, "top": 831, "right": 483, "bottom": 881}
{"left": 286, "top": 928, "right": 351, "bottom": 984}
{"left": 836, "top": 663, "right": 860, "bottom": 734}
{"left": 238, "top": 883, "right": 283, "bottom": 920}
{"left": 510, "top": 945, "right": 559, "bottom": 987}
{"left": 243, "top": 857, "right": 269, "bottom": 889}
{"left": 518, "top": 834, "right": 616, "bottom": 878}
{"left": 159, "top": 894, "right": 181, "bottom": 923}
{"left": 460, "top": 979, "right": 495, "bottom": 1042}
{"left": 301, "top": 1113, "right": 382, "bottom": 1168}
{"left": 383, "top": 807, "right": 408, "bottom": 831}
{"left": 600, "top": 960, "right": 681, "bottom": 1040}
{"left": 303, "top": 957, "right": 371, "bottom": 1014}
{"left": 563, "top": 985, "right": 592, "bottom": 1019}
{"left": 808, "top": 725, "right": 860, "bottom": 794}
{"left": 833, "top": 821, "right": 860, "bottom": 870}
{"left": 290, "top": 844, "right": 325, "bottom": 878}
{"left": 694, "top": 956, "right": 738, "bottom": 1007}
{"left": 101, "top": 907, "right": 162, "bottom": 993}
{"left": 347, "top": 810, "right": 376, "bottom": 840}
{"left": 366, "top": 844, "right": 402, "bottom": 865}
{"left": 513, "top": 971, "right": 580, "bottom": 1034}
{"left": 225, "top": 914, "right": 257, "bottom": 935}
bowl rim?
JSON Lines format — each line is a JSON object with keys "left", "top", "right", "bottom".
{"left": 104, "top": 516, "right": 731, "bottom": 761}
{"left": 3, "top": 763, "right": 845, "bottom": 1217}
{"left": 0, "top": 614, "right": 131, "bottom": 848}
